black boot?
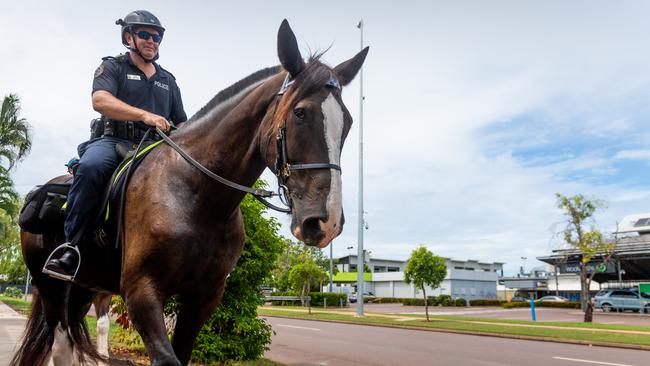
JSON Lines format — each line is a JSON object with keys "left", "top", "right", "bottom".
{"left": 43, "top": 246, "right": 79, "bottom": 278}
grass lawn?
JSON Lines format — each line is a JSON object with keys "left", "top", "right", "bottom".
{"left": 259, "top": 307, "right": 650, "bottom": 347}
{"left": 0, "top": 295, "right": 31, "bottom": 315}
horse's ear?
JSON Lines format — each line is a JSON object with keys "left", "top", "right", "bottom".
{"left": 277, "top": 19, "right": 304, "bottom": 77}
{"left": 334, "top": 46, "right": 369, "bottom": 86}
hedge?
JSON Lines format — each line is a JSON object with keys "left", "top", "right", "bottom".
{"left": 268, "top": 292, "right": 348, "bottom": 307}
{"left": 502, "top": 301, "right": 581, "bottom": 309}
{"left": 308, "top": 292, "right": 348, "bottom": 307}
{"left": 469, "top": 299, "right": 507, "bottom": 306}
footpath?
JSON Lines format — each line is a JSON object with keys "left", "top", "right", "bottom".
{"left": 0, "top": 301, "right": 26, "bottom": 365}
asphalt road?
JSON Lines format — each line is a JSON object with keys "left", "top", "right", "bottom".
{"left": 264, "top": 316, "right": 649, "bottom": 366}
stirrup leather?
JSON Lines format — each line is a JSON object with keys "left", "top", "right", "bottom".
{"left": 41, "top": 243, "right": 81, "bottom": 282}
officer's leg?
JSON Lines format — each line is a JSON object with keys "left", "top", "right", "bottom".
{"left": 44, "top": 138, "right": 121, "bottom": 278}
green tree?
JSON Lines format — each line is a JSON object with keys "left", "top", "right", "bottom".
{"left": 273, "top": 240, "right": 332, "bottom": 292}
{"left": 0, "top": 203, "right": 26, "bottom": 283}
{"left": 556, "top": 193, "right": 615, "bottom": 323}
{"left": 288, "top": 260, "right": 327, "bottom": 305}
{"left": 404, "top": 246, "right": 447, "bottom": 321}
{"left": 0, "top": 94, "right": 32, "bottom": 170}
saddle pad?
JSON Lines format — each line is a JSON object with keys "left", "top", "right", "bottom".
{"left": 105, "top": 140, "right": 164, "bottom": 221}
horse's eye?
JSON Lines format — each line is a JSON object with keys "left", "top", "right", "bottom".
{"left": 293, "top": 108, "right": 307, "bottom": 120}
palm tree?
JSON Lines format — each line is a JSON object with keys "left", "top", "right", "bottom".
{"left": 0, "top": 94, "right": 32, "bottom": 170}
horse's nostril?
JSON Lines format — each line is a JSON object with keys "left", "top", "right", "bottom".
{"left": 303, "top": 217, "right": 322, "bottom": 234}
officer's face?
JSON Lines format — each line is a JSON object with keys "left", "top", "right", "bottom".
{"left": 126, "top": 26, "right": 160, "bottom": 60}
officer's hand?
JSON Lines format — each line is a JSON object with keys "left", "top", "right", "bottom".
{"left": 143, "top": 112, "right": 171, "bottom": 133}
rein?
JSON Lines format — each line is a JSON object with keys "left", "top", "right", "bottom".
{"left": 154, "top": 72, "right": 342, "bottom": 214}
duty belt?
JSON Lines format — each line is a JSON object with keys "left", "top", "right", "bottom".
{"left": 102, "top": 119, "right": 160, "bottom": 143}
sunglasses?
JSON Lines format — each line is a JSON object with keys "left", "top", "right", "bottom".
{"left": 135, "top": 30, "right": 162, "bottom": 44}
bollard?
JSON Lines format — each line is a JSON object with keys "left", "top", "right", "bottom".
{"left": 340, "top": 297, "right": 344, "bottom": 308}
{"left": 324, "top": 298, "right": 327, "bottom": 309}
{"left": 530, "top": 298, "right": 536, "bottom": 321}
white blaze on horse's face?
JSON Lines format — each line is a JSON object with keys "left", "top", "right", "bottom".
{"left": 291, "top": 92, "right": 345, "bottom": 248}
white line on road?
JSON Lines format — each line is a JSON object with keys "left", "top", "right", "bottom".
{"left": 552, "top": 356, "right": 635, "bottom": 366}
{"left": 276, "top": 324, "right": 322, "bottom": 331}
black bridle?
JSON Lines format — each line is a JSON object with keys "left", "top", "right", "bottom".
{"left": 156, "top": 72, "right": 342, "bottom": 213}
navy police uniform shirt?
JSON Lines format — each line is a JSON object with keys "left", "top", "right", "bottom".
{"left": 92, "top": 53, "right": 187, "bottom": 124}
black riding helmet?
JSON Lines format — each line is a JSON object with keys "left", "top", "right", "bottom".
{"left": 115, "top": 10, "right": 165, "bottom": 63}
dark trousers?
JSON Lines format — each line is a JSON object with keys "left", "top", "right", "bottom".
{"left": 63, "top": 137, "right": 125, "bottom": 243}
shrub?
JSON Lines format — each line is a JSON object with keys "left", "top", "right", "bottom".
{"left": 454, "top": 298, "right": 467, "bottom": 307}
{"left": 402, "top": 298, "right": 425, "bottom": 306}
{"left": 437, "top": 294, "right": 453, "bottom": 306}
{"left": 372, "top": 297, "right": 405, "bottom": 304}
{"left": 501, "top": 301, "right": 581, "bottom": 309}
{"left": 502, "top": 301, "right": 530, "bottom": 309}
{"left": 308, "top": 292, "right": 347, "bottom": 307}
{"left": 537, "top": 301, "right": 581, "bottom": 309}
{"left": 469, "top": 299, "right": 506, "bottom": 306}
{"left": 4, "top": 286, "right": 23, "bottom": 298}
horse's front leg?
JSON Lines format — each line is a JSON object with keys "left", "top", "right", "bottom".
{"left": 124, "top": 278, "right": 180, "bottom": 366}
{"left": 171, "top": 279, "right": 227, "bottom": 366}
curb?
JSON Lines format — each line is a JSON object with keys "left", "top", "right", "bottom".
{"left": 261, "top": 314, "right": 650, "bottom": 352}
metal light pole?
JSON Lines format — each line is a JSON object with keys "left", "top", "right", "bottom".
{"left": 356, "top": 18, "right": 365, "bottom": 317}
{"left": 23, "top": 270, "right": 30, "bottom": 301}
{"left": 329, "top": 241, "right": 333, "bottom": 292}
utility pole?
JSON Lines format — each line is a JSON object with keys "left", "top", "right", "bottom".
{"left": 356, "top": 18, "right": 365, "bottom": 317}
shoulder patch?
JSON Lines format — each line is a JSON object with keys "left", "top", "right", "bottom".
{"left": 94, "top": 64, "right": 105, "bottom": 78}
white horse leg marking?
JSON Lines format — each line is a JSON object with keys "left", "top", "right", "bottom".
{"left": 319, "top": 93, "right": 345, "bottom": 245}
{"left": 50, "top": 323, "right": 74, "bottom": 366}
{"left": 96, "top": 313, "right": 110, "bottom": 364}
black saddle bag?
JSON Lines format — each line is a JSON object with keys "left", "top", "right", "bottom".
{"left": 19, "top": 183, "right": 71, "bottom": 234}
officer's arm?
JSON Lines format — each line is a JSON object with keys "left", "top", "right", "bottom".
{"left": 92, "top": 91, "right": 171, "bottom": 132}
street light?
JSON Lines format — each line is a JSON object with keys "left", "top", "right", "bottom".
{"left": 520, "top": 257, "right": 527, "bottom": 276}
{"left": 356, "top": 17, "right": 365, "bottom": 317}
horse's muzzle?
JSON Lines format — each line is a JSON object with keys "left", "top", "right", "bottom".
{"left": 292, "top": 212, "right": 344, "bottom": 248}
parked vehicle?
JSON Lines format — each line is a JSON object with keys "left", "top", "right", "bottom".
{"left": 538, "top": 296, "right": 569, "bottom": 303}
{"left": 348, "top": 292, "right": 375, "bottom": 303}
{"left": 594, "top": 289, "right": 650, "bottom": 313}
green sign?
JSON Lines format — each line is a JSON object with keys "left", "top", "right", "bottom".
{"left": 597, "top": 263, "right": 608, "bottom": 273}
{"left": 639, "top": 283, "right": 650, "bottom": 294}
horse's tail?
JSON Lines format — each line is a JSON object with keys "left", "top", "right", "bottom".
{"left": 9, "top": 290, "right": 54, "bottom": 366}
{"left": 10, "top": 287, "right": 106, "bottom": 366}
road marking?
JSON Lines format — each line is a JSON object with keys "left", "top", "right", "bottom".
{"left": 276, "top": 324, "right": 322, "bottom": 331}
{"left": 552, "top": 356, "right": 635, "bottom": 366}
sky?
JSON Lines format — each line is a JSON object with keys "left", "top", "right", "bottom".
{"left": 3, "top": 1, "right": 650, "bottom": 275}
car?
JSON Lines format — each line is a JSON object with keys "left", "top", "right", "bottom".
{"left": 348, "top": 292, "right": 375, "bottom": 303}
{"left": 510, "top": 296, "right": 529, "bottom": 302}
{"left": 538, "top": 296, "right": 569, "bottom": 303}
{"left": 594, "top": 289, "right": 650, "bottom": 313}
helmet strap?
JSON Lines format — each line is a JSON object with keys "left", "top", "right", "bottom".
{"left": 127, "top": 29, "right": 159, "bottom": 64}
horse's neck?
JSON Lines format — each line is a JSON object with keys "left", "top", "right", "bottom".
{"left": 173, "top": 75, "right": 282, "bottom": 198}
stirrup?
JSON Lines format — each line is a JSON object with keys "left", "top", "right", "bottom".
{"left": 41, "top": 243, "right": 81, "bottom": 282}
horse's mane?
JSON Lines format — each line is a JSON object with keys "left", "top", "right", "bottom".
{"left": 188, "top": 66, "right": 282, "bottom": 123}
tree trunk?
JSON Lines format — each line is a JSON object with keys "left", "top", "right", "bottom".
{"left": 300, "top": 283, "right": 306, "bottom": 307}
{"left": 580, "top": 265, "right": 593, "bottom": 323}
{"left": 422, "top": 286, "right": 429, "bottom": 322}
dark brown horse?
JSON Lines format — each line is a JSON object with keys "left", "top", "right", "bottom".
{"left": 12, "top": 20, "right": 367, "bottom": 366}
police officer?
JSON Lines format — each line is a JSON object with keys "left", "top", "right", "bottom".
{"left": 44, "top": 10, "right": 187, "bottom": 278}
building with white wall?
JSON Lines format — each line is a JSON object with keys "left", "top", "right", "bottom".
{"left": 331, "top": 256, "right": 503, "bottom": 300}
